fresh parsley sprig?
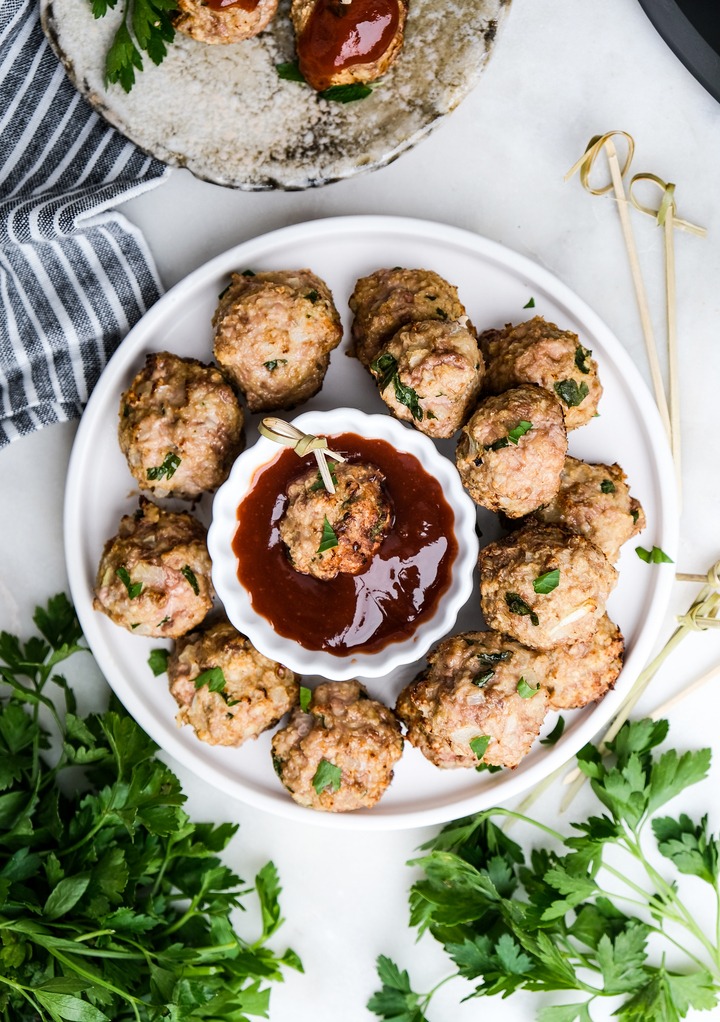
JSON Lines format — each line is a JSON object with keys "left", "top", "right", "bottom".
{"left": 0, "top": 594, "right": 301, "bottom": 1021}
{"left": 369, "top": 717, "right": 720, "bottom": 1022}
{"left": 91, "top": 0, "right": 179, "bottom": 93}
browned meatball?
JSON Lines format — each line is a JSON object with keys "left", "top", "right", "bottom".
{"left": 370, "top": 319, "right": 483, "bottom": 439}
{"left": 456, "top": 384, "right": 567, "bottom": 516}
{"left": 271, "top": 681, "right": 404, "bottom": 812}
{"left": 212, "top": 269, "right": 342, "bottom": 412}
{"left": 480, "top": 316, "right": 602, "bottom": 430}
{"left": 279, "top": 461, "right": 392, "bottom": 580}
{"left": 530, "top": 456, "right": 646, "bottom": 563}
{"left": 174, "top": 0, "right": 277, "bottom": 44}
{"left": 291, "top": 0, "right": 408, "bottom": 92}
{"left": 93, "top": 498, "right": 213, "bottom": 638}
{"left": 540, "top": 613, "right": 624, "bottom": 710}
{"left": 396, "top": 631, "right": 548, "bottom": 770}
{"left": 168, "top": 618, "right": 299, "bottom": 746}
{"left": 478, "top": 522, "right": 618, "bottom": 650}
{"left": 118, "top": 352, "right": 245, "bottom": 500}
{"left": 349, "top": 267, "right": 467, "bottom": 368}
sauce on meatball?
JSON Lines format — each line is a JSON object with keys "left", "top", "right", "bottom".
{"left": 232, "top": 432, "right": 457, "bottom": 655}
{"left": 297, "top": 0, "right": 401, "bottom": 83}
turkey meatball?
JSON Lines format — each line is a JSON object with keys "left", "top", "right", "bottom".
{"left": 370, "top": 319, "right": 483, "bottom": 438}
{"left": 168, "top": 618, "right": 299, "bottom": 746}
{"left": 271, "top": 681, "right": 404, "bottom": 812}
{"left": 530, "top": 456, "right": 646, "bottom": 563}
{"left": 118, "top": 352, "right": 245, "bottom": 500}
{"left": 540, "top": 613, "right": 624, "bottom": 710}
{"left": 212, "top": 269, "right": 342, "bottom": 412}
{"left": 480, "top": 316, "right": 602, "bottom": 430}
{"left": 279, "top": 461, "right": 392, "bottom": 580}
{"left": 93, "top": 498, "right": 213, "bottom": 638}
{"left": 349, "top": 267, "right": 467, "bottom": 368}
{"left": 456, "top": 384, "right": 567, "bottom": 516}
{"left": 478, "top": 522, "right": 618, "bottom": 650}
{"left": 396, "top": 631, "right": 548, "bottom": 770}
{"left": 174, "top": 0, "right": 277, "bottom": 44}
{"left": 292, "top": 0, "right": 408, "bottom": 92}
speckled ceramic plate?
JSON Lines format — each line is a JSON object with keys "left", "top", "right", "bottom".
{"left": 64, "top": 216, "right": 678, "bottom": 830}
{"left": 41, "top": 0, "right": 510, "bottom": 190}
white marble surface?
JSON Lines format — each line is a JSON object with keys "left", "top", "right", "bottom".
{"left": 3, "top": 0, "right": 720, "bottom": 1018}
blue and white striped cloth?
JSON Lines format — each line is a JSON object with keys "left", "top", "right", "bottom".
{"left": 0, "top": 0, "right": 169, "bottom": 448}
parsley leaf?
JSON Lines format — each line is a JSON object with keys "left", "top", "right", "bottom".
{"left": 636, "top": 545, "right": 674, "bottom": 564}
{"left": 554, "top": 379, "right": 590, "bottom": 408}
{"left": 540, "top": 716, "right": 565, "bottom": 745}
{"left": 318, "top": 516, "right": 339, "bottom": 553}
{"left": 505, "top": 592, "right": 539, "bottom": 626}
{"left": 533, "top": 569, "right": 560, "bottom": 594}
{"left": 181, "top": 564, "right": 200, "bottom": 593}
{"left": 147, "top": 647, "right": 169, "bottom": 676}
{"left": 320, "top": 82, "right": 373, "bottom": 103}
{"left": 600, "top": 478, "right": 616, "bottom": 493}
{"left": 517, "top": 676, "right": 540, "bottom": 698}
{"left": 276, "top": 59, "right": 305, "bottom": 82}
{"left": 146, "top": 451, "right": 180, "bottom": 481}
{"left": 309, "top": 465, "right": 338, "bottom": 492}
{"left": 194, "top": 665, "right": 226, "bottom": 693}
{"left": 470, "top": 735, "right": 491, "bottom": 760}
{"left": 370, "top": 353, "right": 424, "bottom": 421}
{"left": 368, "top": 956, "right": 430, "bottom": 1022}
{"left": 299, "top": 685, "right": 312, "bottom": 712}
{"left": 574, "top": 344, "right": 592, "bottom": 374}
{"left": 312, "top": 758, "right": 342, "bottom": 794}
{"left": 115, "top": 565, "right": 142, "bottom": 599}
{"left": 524, "top": 297, "right": 536, "bottom": 308}
{"left": 264, "top": 358, "right": 288, "bottom": 372}
{"left": 101, "top": 0, "right": 178, "bottom": 93}
{"left": 485, "top": 420, "right": 533, "bottom": 451}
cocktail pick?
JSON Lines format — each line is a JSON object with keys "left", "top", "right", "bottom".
{"left": 258, "top": 417, "right": 346, "bottom": 493}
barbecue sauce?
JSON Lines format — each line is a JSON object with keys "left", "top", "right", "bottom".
{"left": 297, "top": 0, "right": 400, "bottom": 90}
{"left": 232, "top": 433, "right": 457, "bottom": 656}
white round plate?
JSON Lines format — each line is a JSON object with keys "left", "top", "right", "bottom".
{"left": 64, "top": 215, "right": 678, "bottom": 830}
{"left": 42, "top": 0, "right": 510, "bottom": 190}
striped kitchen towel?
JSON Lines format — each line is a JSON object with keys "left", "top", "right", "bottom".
{"left": 0, "top": 0, "right": 170, "bottom": 449}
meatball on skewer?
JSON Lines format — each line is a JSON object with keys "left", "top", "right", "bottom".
{"left": 456, "top": 384, "right": 567, "bottom": 516}
{"left": 279, "top": 461, "right": 392, "bottom": 580}
{"left": 478, "top": 522, "right": 618, "bottom": 650}
{"left": 93, "top": 498, "right": 213, "bottom": 638}
{"left": 213, "top": 269, "right": 342, "bottom": 412}
{"left": 271, "top": 681, "right": 404, "bottom": 812}
{"left": 118, "top": 352, "right": 245, "bottom": 500}
{"left": 396, "top": 631, "right": 548, "bottom": 770}
{"left": 370, "top": 318, "right": 483, "bottom": 438}
{"left": 480, "top": 315, "right": 602, "bottom": 430}
{"left": 168, "top": 619, "right": 299, "bottom": 746}
{"left": 174, "top": 0, "right": 278, "bottom": 44}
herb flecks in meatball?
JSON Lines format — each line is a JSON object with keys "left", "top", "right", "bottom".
{"left": 213, "top": 269, "right": 342, "bottom": 412}
{"left": 118, "top": 352, "right": 245, "bottom": 500}
{"left": 279, "top": 461, "right": 392, "bottom": 580}
{"left": 478, "top": 523, "right": 618, "bottom": 650}
{"left": 93, "top": 498, "right": 213, "bottom": 638}
{"left": 540, "top": 613, "right": 625, "bottom": 710}
{"left": 174, "top": 0, "right": 278, "bottom": 44}
{"left": 349, "top": 267, "right": 468, "bottom": 368}
{"left": 271, "top": 681, "right": 403, "bottom": 812}
{"left": 396, "top": 631, "right": 548, "bottom": 770}
{"left": 531, "top": 456, "right": 646, "bottom": 562}
{"left": 370, "top": 319, "right": 483, "bottom": 438}
{"left": 480, "top": 315, "right": 602, "bottom": 430}
{"left": 168, "top": 619, "right": 299, "bottom": 746}
{"left": 456, "top": 384, "right": 567, "bottom": 516}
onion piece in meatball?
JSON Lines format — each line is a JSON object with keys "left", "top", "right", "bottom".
{"left": 278, "top": 461, "right": 392, "bottom": 580}
{"left": 93, "top": 498, "right": 213, "bottom": 638}
{"left": 480, "top": 315, "right": 602, "bottom": 430}
{"left": 271, "top": 681, "right": 404, "bottom": 812}
{"left": 118, "top": 352, "right": 245, "bottom": 500}
{"left": 168, "top": 618, "right": 299, "bottom": 746}
{"left": 213, "top": 269, "right": 342, "bottom": 412}
{"left": 349, "top": 267, "right": 468, "bottom": 368}
{"left": 370, "top": 319, "right": 483, "bottom": 438}
{"left": 530, "top": 456, "right": 646, "bottom": 563}
{"left": 456, "top": 384, "right": 567, "bottom": 516}
{"left": 174, "top": 0, "right": 278, "bottom": 44}
{"left": 396, "top": 631, "right": 548, "bottom": 770}
{"left": 540, "top": 613, "right": 624, "bottom": 710}
{"left": 478, "top": 522, "right": 618, "bottom": 650}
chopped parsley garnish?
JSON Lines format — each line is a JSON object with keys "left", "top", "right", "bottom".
{"left": 475, "top": 761, "right": 503, "bottom": 773}
{"left": 299, "top": 686, "right": 312, "bottom": 712}
{"left": 523, "top": 297, "right": 536, "bottom": 308}
{"left": 554, "top": 378, "right": 590, "bottom": 407}
{"left": 242, "top": 268, "right": 256, "bottom": 276}
{"left": 263, "top": 359, "right": 288, "bottom": 372}
{"left": 505, "top": 592, "right": 539, "bottom": 626}
{"left": 276, "top": 60, "right": 305, "bottom": 82}
{"left": 320, "top": 82, "right": 373, "bottom": 103}
{"left": 540, "top": 715, "right": 565, "bottom": 745}
{"left": 116, "top": 566, "right": 142, "bottom": 599}
{"left": 533, "top": 568, "right": 560, "bottom": 594}
{"left": 318, "top": 517, "right": 339, "bottom": 553}
{"left": 473, "top": 670, "right": 495, "bottom": 688}
{"left": 631, "top": 508, "right": 640, "bottom": 523}
{"left": 312, "top": 758, "right": 342, "bottom": 794}
{"left": 181, "top": 565, "right": 200, "bottom": 594}
{"left": 370, "top": 352, "right": 424, "bottom": 421}
{"left": 309, "top": 465, "right": 338, "bottom": 492}
{"left": 517, "top": 676, "right": 540, "bottom": 699}
{"left": 194, "top": 666, "right": 226, "bottom": 693}
{"left": 575, "top": 344, "right": 592, "bottom": 374}
{"left": 469, "top": 735, "right": 491, "bottom": 760}
{"left": 304, "top": 289, "right": 319, "bottom": 303}
{"left": 100, "top": 0, "right": 178, "bottom": 93}
{"left": 148, "top": 647, "right": 169, "bottom": 676}
{"left": 147, "top": 451, "right": 181, "bottom": 481}
{"left": 485, "top": 419, "right": 533, "bottom": 451}
{"left": 477, "top": 651, "right": 512, "bottom": 665}
{"left": 636, "top": 545, "right": 674, "bottom": 564}
{"left": 473, "top": 651, "right": 512, "bottom": 688}
{"left": 601, "top": 478, "right": 616, "bottom": 493}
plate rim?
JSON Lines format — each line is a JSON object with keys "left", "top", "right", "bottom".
{"left": 64, "top": 214, "right": 679, "bottom": 830}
